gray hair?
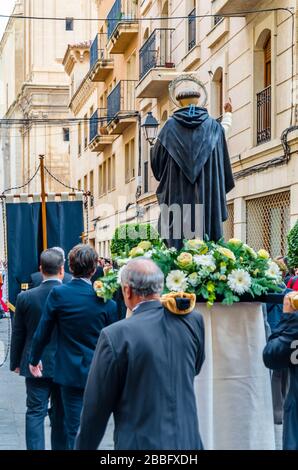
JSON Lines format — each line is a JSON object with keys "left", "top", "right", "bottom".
{"left": 40, "top": 249, "right": 65, "bottom": 276}
{"left": 51, "top": 247, "right": 66, "bottom": 262}
{"left": 121, "top": 258, "right": 164, "bottom": 297}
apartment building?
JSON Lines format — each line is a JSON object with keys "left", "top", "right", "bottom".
{"left": 0, "top": 0, "right": 97, "bottom": 193}
{"left": 67, "top": 0, "right": 298, "bottom": 258}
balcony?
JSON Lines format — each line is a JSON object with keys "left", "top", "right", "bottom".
{"left": 106, "top": 0, "right": 138, "bottom": 54}
{"left": 107, "top": 80, "right": 138, "bottom": 134}
{"left": 212, "top": 0, "right": 260, "bottom": 15}
{"left": 257, "top": 86, "right": 271, "bottom": 145}
{"left": 136, "top": 29, "right": 175, "bottom": 99}
{"left": 89, "top": 109, "right": 114, "bottom": 152}
{"left": 89, "top": 34, "right": 114, "bottom": 82}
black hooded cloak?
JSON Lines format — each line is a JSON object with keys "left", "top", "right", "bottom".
{"left": 151, "top": 107, "right": 235, "bottom": 249}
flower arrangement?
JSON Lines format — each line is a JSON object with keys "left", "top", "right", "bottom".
{"left": 95, "top": 237, "right": 283, "bottom": 306}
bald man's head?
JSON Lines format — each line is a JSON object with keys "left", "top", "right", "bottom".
{"left": 120, "top": 258, "right": 164, "bottom": 299}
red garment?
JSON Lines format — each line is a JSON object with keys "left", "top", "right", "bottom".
{"left": 0, "top": 284, "right": 8, "bottom": 312}
{"left": 287, "top": 277, "right": 298, "bottom": 291}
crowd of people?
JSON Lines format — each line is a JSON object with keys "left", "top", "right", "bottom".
{"left": 5, "top": 244, "right": 298, "bottom": 450}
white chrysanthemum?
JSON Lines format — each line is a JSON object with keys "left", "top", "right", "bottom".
{"left": 166, "top": 270, "right": 188, "bottom": 292}
{"left": 266, "top": 261, "right": 282, "bottom": 279}
{"left": 228, "top": 269, "right": 252, "bottom": 295}
{"left": 194, "top": 254, "right": 216, "bottom": 272}
{"left": 188, "top": 272, "right": 200, "bottom": 287}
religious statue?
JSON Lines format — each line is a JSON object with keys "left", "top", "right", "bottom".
{"left": 151, "top": 75, "right": 235, "bottom": 249}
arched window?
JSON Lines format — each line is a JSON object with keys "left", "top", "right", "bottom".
{"left": 255, "top": 30, "right": 272, "bottom": 145}
{"left": 264, "top": 35, "right": 271, "bottom": 88}
{"left": 212, "top": 67, "right": 224, "bottom": 121}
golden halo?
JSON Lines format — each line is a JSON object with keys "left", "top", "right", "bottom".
{"left": 169, "top": 74, "right": 208, "bottom": 109}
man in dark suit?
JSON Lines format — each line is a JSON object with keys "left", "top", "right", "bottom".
{"left": 10, "top": 249, "right": 68, "bottom": 450}
{"left": 263, "top": 292, "right": 298, "bottom": 450}
{"left": 75, "top": 258, "right": 205, "bottom": 450}
{"left": 30, "top": 247, "right": 72, "bottom": 288}
{"left": 29, "top": 244, "right": 118, "bottom": 449}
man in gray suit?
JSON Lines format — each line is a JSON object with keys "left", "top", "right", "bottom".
{"left": 75, "top": 258, "right": 205, "bottom": 450}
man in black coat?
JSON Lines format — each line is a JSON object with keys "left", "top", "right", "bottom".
{"left": 10, "top": 249, "right": 68, "bottom": 450}
{"left": 30, "top": 247, "right": 72, "bottom": 288}
{"left": 75, "top": 258, "right": 205, "bottom": 450}
{"left": 29, "top": 244, "right": 118, "bottom": 449}
{"left": 263, "top": 292, "right": 298, "bottom": 450}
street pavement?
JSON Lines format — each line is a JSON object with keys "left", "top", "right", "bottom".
{"left": 0, "top": 317, "right": 114, "bottom": 450}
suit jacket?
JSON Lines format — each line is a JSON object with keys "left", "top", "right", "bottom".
{"left": 30, "top": 278, "right": 118, "bottom": 389}
{"left": 75, "top": 300, "right": 205, "bottom": 450}
{"left": 10, "top": 280, "right": 61, "bottom": 378}
{"left": 30, "top": 271, "right": 72, "bottom": 289}
{"left": 263, "top": 312, "right": 298, "bottom": 450}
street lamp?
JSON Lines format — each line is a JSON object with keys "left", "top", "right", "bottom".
{"left": 142, "top": 112, "right": 159, "bottom": 146}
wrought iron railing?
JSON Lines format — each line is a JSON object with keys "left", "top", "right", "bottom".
{"left": 257, "top": 85, "right": 271, "bottom": 145}
{"left": 107, "top": 81, "right": 137, "bottom": 124}
{"left": 89, "top": 109, "right": 108, "bottom": 142}
{"left": 90, "top": 33, "right": 110, "bottom": 69}
{"left": 214, "top": 16, "right": 224, "bottom": 26}
{"left": 107, "top": 0, "right": 137, "bottom": 39}
{"left": 139, "top": 28, "right": 175, "bottom": 80}
{"left": 188, "top": 9, "right": 196, "bottom": 51}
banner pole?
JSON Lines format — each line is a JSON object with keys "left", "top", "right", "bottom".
{"left": 39, "top": 155, "right": 48, "bottom": 250}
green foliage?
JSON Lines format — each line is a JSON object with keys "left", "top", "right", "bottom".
{"left": 287, "top": 221, "right": 298, "bottom": 268}
{"left": 110, "top": 223, "right": 161, "bottom": 257}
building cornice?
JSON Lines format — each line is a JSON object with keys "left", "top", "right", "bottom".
{"left": 69, "top": 73, "right": 96, "bottom": 115}
{"left": 62, "top": 42, "right": 91, "bottom": 76}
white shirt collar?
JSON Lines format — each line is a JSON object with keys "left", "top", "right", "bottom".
{"left": 42, "top": 278, "right": 62, "bottom": 284}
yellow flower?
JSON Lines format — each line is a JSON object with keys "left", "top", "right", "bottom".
{"left": 138, "top": 241, "right": 152, "bottom": 251}
{"left": 243, "top": 244, "right": 257, "bottom": 259}
{"left": 129, "top": 247, "right": 145, "bottom": 258}
{"left": 93, "top": 280, "right": 103, "bottom": 290}
{"left": 258, "top": 249, "right": 270, "bottom": 259}
{"left": 177, "top": 252, "right": 193, "bottom": 268}
{"left": 253, "top": 269, "right": 260, "bottom": 276}
{"left": 228, "top": 238, "right": 243, "bottom": 247}
{"left": 186, "top": 239, "right": 205, "bottom": 250}
{"left": 207, "top": 281, "right": 215, "bottom": 292}
{"left": 217, "top": 247, "right": 236, "bottom": 262}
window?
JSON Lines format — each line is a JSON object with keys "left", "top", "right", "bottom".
{"left": 90, "top": 171, "right": 94, "bottom": 207}
{"left": 78, "top": 180, "right": 81, "bottom": 191}
{"left": 107, "top": 154, "right": 116, "bottom": 192}
{"left": 98, "top": 165, "right": 103, "bottom": 197}
{"left": 125, "top": 139, "right": 135, "bottom": 183}
{"left": 84, "top": 175, "right": 88, "bottom": 192}
{"left": 84, "top": 114, "right": 88, "bottom": 149}
{"left": 188, "top": 7, "right": 196, "bottom": 51}
{"left": 246, "top": 191, "right": 290, "bottom": 258}
{"left": 102, "top": 161, "right": 107, "bottom": 194}
{"left": 212, "top": 67, "right": 224, "bottom": 121}
{"left": 66, "top": 18, "right": 74, "bottom": 31}
{"left": 255, "top": 30, "right": 272, "bottom": 145}
{"left": 264, "top": 36, "right": 271, "bottom": 88}
{"left": 78, "top": 123, "right": 82, "bottom": 156}
{"left": 63, "top": 128, "right": 70, "bottom": 142}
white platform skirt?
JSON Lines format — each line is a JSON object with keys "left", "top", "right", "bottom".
{"left": 194, "top": 302, "right": 276, "bottom": 450}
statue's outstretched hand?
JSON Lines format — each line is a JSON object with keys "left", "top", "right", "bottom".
{"left": 224, "top": 98, "right": 232, "bottom": 113}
